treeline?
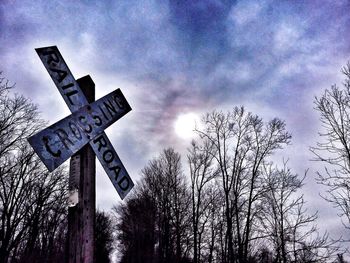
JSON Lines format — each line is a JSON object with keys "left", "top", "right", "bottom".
{"left": 114, "top": 127, "right": 336, "bottom": 262}
{"left": 1, "top": 63, "right": 350, "bottom": 263}
{"left": 115, "top": 64, "right": 350, "bottom": 263}
{"left": 0, "top": 76, "right": 68, "bottom": 263}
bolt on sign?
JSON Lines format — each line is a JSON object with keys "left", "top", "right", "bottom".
{"left": 28, "top": 46, "right": 134, "bottom": 200}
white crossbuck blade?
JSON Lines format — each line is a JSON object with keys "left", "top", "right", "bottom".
{"left": 27, "top": 46, "right": 134, "bottom": 200}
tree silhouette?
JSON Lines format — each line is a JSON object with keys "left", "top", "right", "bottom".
{"left": 195, "top": 107, "right": 291, "bottom": 263}
{"left": 188, "top": 139, "right": 218, "bottom": 263}
{"left": 113, "top": 106, "right": 342, "bottom": 263}
{"left": 259, "top": 161, "right": 338, "bottom": 262}
{"left": 114, "top": 148, "right": 191, "bottom": 263}
{"left": 0, "top": 73, "right": 68, "bottom": 263}
{"left": 312, "top": 63, "right": 350, "bottom": 232}
{"left": 95, "top": 210, "right": 115, "bottom": 263}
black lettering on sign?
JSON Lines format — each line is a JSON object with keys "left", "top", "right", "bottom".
{"left": 98, "top": 105, "right": 109, "bottom": 121}
{"left": 55, "top": 128, "right": 74, "bottom": 149}
{"left": 49, "top": 67, "right": 67, "bottom": 83}
{"left": 42, "top": 136, "right": 61, "bottom": 157}
{"left": 78, "top": 115, "right": 92, "bottom": 134}
{"left": 110, "top": 165, "right": 121, "bottom": 181}
{"left": 62, "top": 83, "right": 74, "bottom": 90}
{"left": 93, "top": 115, "right": 102, "bottom": 127}
{"left": 93, "top": 135, "right": 107, "bottom": 151}
{"left": 113, "top": 95, "right": 124, "bottom": 109}
{"left": 103, "top": 149, "right": 114, "bottom": 164}
{"left": 118, "top": 176, "right": 129, "bottom": 191}
{"left": 42, "top": 50, "right": 59, "bottom": 66}
{"left": 65, "top": 90, "right": 78, "bottom": 105}
{"left": 69, "top": 121, "right": 82, "bottom": 140}
{"left": 103, "top": 99, "right": 117, "bottom": 118}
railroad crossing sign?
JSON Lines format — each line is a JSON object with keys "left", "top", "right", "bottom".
{"left": 28, "top": 46, "right": 134, "bottom": 199}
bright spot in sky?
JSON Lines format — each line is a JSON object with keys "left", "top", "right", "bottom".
{"left": 174, "top": 113, "right": 201, "bottom": 139}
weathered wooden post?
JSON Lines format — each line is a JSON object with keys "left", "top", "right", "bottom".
{"left": 68, "top": 76, "right": 96, "bottom": 263}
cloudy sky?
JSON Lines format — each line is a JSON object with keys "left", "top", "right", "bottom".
{"left": 1, "top": 0, "right": 350, "bottom": 238}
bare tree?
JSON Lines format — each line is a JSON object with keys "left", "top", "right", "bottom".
{"left": 0, "top": 73, "right": 68, "bottom": 263}
{"left": 259, "top": 161, "right": 338, "bottom": 263}
{"left": 188, "top": 139, "right": 218, "bottom": 263}
{"left": 115, "top": 148, "right": 191, "bottom": 263}
{"left": 311, "top": 63, "right": 350, "bottom": 231}
{"left": 16, "top": 162, "right": 68, "bottom": 263}
{"left": 114, "top": 189, "right": 156, "bottom": 263}
{"left": 95, "top": 210, "right": 115, "bottom": 263}
{"left": 0, "top": 75, "right": 44, "bottom": 158}
{"left": 195, "top": 107, "right": 291, "bottom": 263}
{"left": 200, "top": 181, "right": 224, "bottom": 263}
{"left": 142, "top": 148, "right": 191, "bottom": 262}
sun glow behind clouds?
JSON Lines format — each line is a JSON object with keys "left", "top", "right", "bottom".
{"left": 174, "top": 113, "right": 201, "bottom": 139}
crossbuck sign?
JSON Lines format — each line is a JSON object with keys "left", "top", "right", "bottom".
{"left": 28, "top": 46, "right": 134, "bottom": 199}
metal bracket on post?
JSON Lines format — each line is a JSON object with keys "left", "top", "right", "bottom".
{"left": 68, "top": 154, "right": 80, "bottom": 207}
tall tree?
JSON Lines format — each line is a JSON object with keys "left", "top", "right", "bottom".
{"left": 0, "top": 74, "right": 68, "bottom": 263}
{"left": 95, "top": 210, "right": 115, "bottom": 263}
{"left": 188, "top": 139, "right": 217, "bottom": 263}
{"left": 115, "top": 148, "right": 191, "bottom": 263}
{"left": 259, "top": 161, "right": 338, "bottom": 263}
{"left": 114, "top": 190, "right": 156, "bottom": 263}
{"left": 195, "top": 107, "right": 291, "bottom": 263}
{"left": 142, "top": 148, "right": 191, "bottom": 262}
{"left": 311, "top": 63, "right": 350, "bottom": 231}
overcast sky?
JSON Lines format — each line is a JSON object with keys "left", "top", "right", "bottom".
{"left": 1, "top": 0, "right": 350, "bottom": 239}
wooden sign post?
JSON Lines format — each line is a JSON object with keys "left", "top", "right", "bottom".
{"left": 27, "top": 46, "right": 134, "bottom": 262}
{"left": 67, "top": 76, "right": 96, "bottom": 263}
